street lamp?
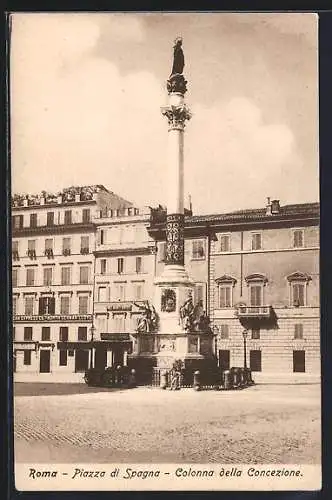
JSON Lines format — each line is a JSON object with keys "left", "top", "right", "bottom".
{"left": 242, "top": 329, "right": 248, "bottom": 370}
{"left": 89, "top": 325, "right": 95, "bottom": 369}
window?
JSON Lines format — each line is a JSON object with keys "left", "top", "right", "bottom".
{"left": 220, "top": 234, "right": 230, "bottom": 252}
{"left": 45, "top": 239, "right": 53, "bottom": 258}
{"left": 43, "top": 268, "right": 53, "bottom": 286}
{"left": 114, "top": 315, "right": 125, "bottom": 332}
{"left": 38, "top": 296, "right": 55, "bottom": 315}
{"left": 47, "top": 212, "right": 54, "bottom": 226}
{"left": 287, "top": 272, "right": 310, "bottom": 307}
{"left": 64, "top": 210, "right": 72, "bottom": 225}
{"left": 100, "top": 229, "right": 105, "bottom": 245}
{"left": 80, "top": 236, "right": 89, "bottom": 254}
{"left": 292, "top": 283, "right": 305, "bottom": 307}
{"left": 219, "top": 286, "right": 232, "bottom": 308}
{"left": 194, "top": 283, "right": 205, "bottom": 307}
{"left": 117, "top": 258, "right": 124, "bottom": 274}
{"left": 59, "top": 350, "right": 68, "bottom": 366}
{"left": 24, "top": 327, "right": 33, "bottom": 340}
{"left": 79, "top": 266, "right": 89, "bottom": 284}
{"left": 293, "top": 350, "right": 305, "bottom": 373}
{"left": 250, "top": 285, "right": 263, "bottom": 306}
{"left": 78, "top": 326, "right": 87, "bottom": 341}
{"left": 23, "top": 350, "right": 31, "bottom": 365}
{"left": 41, "top": 327, "right": 51, "bottom": 341}
{"left": 251, "top": 233, "right": 262, "bottom": 251}
{"left": 82, "top": 209, "right": 90, "bottom": 223}
{"left": 28, "top": 240, "right": 36, "bottom": 251}
{"left": 192, "top": 240, "right": 205, "bottom": 259}
{"left": 251, "top": 328, "right": 260, "bottom": 340}
{"left": 159, "top": 242, "right": 166, "bottom": 262}
{"left": 294, "top": 324, "right": 304, "bottom": 339}
{"left": 293, "top": 229, "right": 304, "bottom": 248}
{"left": 26, "top": 268, "right": 35, "bottom": 286}
{"left": 12, "top": 215, "right": 23, "bottom": 229}
{"left": 219, "top": 324, "right": 229, "bottom": 339}
{"left": 12, "top": 268, "right": 18, "bottom": 287}
{"left": 135, "top": 256, "right": 142, "bottom": 273}
{"left": 27, "top": 240, "right": 36, "bottom": 259}
{"left": 133, "top": 282, "right": 144, "bottom": 301}
{"left": 79, "top": 296, "right": 88, "bottom": 314}
{"left": 115, "top": 283, "right": 126, "bottom": 301}
{"left": 12, "top": 296, "right": 17, "bottom": 315}
{"left": 60, "top": 296, "right": 70, "bottom": 315}
{"left": 62, "top": 237, "right": 71, "bottom": 256}
{"left": 25, "top": 296, "right": 34, "bottom": 315}
{"left": 250, "top": 350, "right": 262, "bottom": 371}
{"left": 100, "top": 259, "right": 107, "bottom": 275}
{"left": 12, "top": 240, "right": 19, "bottom": 260}
{"left": 30, "top": 213, "right": 37, "bottom": 228}
{"left": 98, "top": 287, "right": 107, "bottom": 302}
{"left": 59, "top": 326, "right": 68, "bottom": 341}
{"left": 75, "top": 350, "right": 89, "bottom": 372}
{"left": 13, "top": 327, "right": 16, "bottom": 341}
{"left": 45, "top": 239, "right": 53, "bottom": 251}
{"left": 61, "top": 267, "right": 71, "bottom": 286}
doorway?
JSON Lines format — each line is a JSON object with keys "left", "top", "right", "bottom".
{"left": 218, "top": 350, "right": 230, "bottom": 371}
{"left": 250, "top": 350, "right": 262, "bottom": 372}
{"left": 293, "top": 350, "right": 305, "bottom": 373}
{"left": 75, "top": 349, "right": 89, "bottom": 372}
{"left": 94, "top": 348, "right": 107, "bottom": 370}
{"left": 113, "top": 347, "right": 124, "bottom": 367}
{"left": 39, "top": 350, "right": 51, "bottom": 373}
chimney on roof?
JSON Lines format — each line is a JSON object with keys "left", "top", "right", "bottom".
{"left": 271, "top": 199, "right": 280, "bottom": 214}
{"left": 266, "top": 197, "right": 272, "bottom": 215}
{"left": 188, "top": 194, "right": 193, "bottom": 214}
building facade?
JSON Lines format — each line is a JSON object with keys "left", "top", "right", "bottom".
{"left": 12, "top": 192, "right": 320, "bottom": 381}
{"left": 151, "top": 199, "right": 320, "bottom": 379}
{"left": 91, "top": 206, "right": 157, "bottom": 370}
{"left": 12, "top": 185, "right": 132, "bottom": 381}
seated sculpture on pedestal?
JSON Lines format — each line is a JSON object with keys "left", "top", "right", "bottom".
{"left": 133, "top": 302, "right": 158, "bottom": 333}
{"left": 180, "top": 296, "right": 212, "bottom": 334}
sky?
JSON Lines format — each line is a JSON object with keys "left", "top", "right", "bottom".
{"left": 10, "top": 13, "right": 319, "bottom": 214}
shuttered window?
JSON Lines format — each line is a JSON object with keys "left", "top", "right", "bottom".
{"left": 293, "top": 230, "right": 304, "bottom": 248}
{"left": 219, "top": 286, "right": 231, "bottom": 308}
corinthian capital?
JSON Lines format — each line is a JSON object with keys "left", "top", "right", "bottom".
{"left": 161, "top": 104, "right": 192, "bottom": 130}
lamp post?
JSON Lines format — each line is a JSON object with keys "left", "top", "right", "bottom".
{"left": 242, "top": 329, "right": 248, "bottom": 370}
{"left": 89, "top": 325, "right": 95, "bottom": 369}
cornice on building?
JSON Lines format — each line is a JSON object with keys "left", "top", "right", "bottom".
{"left": 12, "top": 222, "right": 96, "bottom": 237}
{"left": 148, "top": 202, "right": 320, "bottom": 239}
{"left": 94, "top": 245, "right": 156, "bottom": 257}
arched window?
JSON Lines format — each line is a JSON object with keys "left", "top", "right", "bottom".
{"left": 245, "top": 274, "right": 268, "bottom": 307}
{"left": 287, "top": 272, "right": 311, "bottom": 307}
{"left": 215, "top": 275, "right": 237, "bottom": 308}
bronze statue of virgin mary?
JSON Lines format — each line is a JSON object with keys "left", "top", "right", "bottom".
{"left": 171, "top": 37, "right": 185, "bottom": 76}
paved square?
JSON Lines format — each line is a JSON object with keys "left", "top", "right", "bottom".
{"left": 14, "top": 383, "right": 320, "bottom": 464}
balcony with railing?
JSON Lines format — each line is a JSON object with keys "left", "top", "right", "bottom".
{"left": 95, "top": 300, "right": 147, "bottom": 314}
{"left": 236, "top": 305, "right": 272, "bottom": 318}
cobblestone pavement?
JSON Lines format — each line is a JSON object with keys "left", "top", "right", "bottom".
{"left": 14, "top": 384, "right": 321, "bottom": 464}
